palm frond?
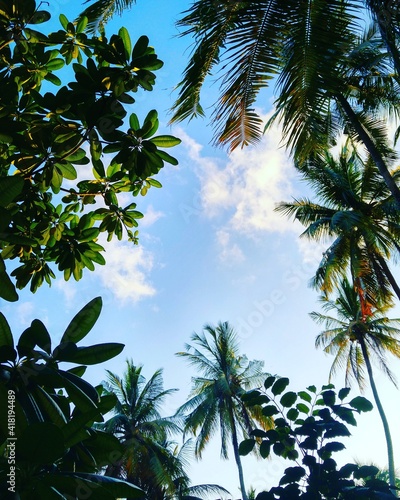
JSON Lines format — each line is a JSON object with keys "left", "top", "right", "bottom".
{"left": 77, "top": 0, "right": 137, "bottom": 34}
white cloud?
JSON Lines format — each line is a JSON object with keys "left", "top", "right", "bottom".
{"left": 99, "top": 239, "right": 156, "bottom": 303}
{"left": 15, "top": 302, "right": 35, "bottom": 326}
{"left": 141, "top": 204, "right": 165, "bottom": 227}
{"left": 216, "top": 229, "right": 245, "bottom": 265}
{"left": 178, "top": 119, "right": 299, "bottom": 238}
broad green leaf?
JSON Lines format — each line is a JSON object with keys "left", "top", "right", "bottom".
{"left": 32, "top": 386, "right": 68, "bottom": 427}
{"left": 18, "top": 422, "right": 65, "bottom": 464}
{"left": 76, "top": 15, "right": 88, "bottom": 33}
{"left": 155, "top": 149, "right": 179, "bottom": 166}
{"left": 59, "top": 14, "right": 69, "bottom": 30}
{"left": 262, "top": 405, "right": 279, "bottom": 417}
{"left": 279, "top": 466, "right": 306, "bottom": 486}
{"left": 322, "top": 389, "right": 336, "bottom": 406}
{"left": 57, "top": 472, "right": 144, "bottom": 498}
{"left": 147, "top": 178, "right": 162, "bottom": 188}
{"left": 286, "top": 408, "right": 299, "bottom": 421}
{"left": 119, "top": 27, "right": 132, "bottom": 60}
{"left": 63, "top": 376, "right": 99, "bottom": 413}
{"left": 132, "top": 35, "right": 149, "bottom": 59}
{"left": 46, "top": 58, "right": 65, "bottom": 71}
{"left": 296, "top": 403, "right": 309, "bottom": 414}
{"left": 150, "top": 135, "right": 181, "bottom": 147}
{"left": 239, "top": 438, "right": 255, "bottom": 456}
{"left": 129, "top": 113, "right": 140, "bottom": 130}
{"left": 271, "top": 377, "right": 289, "bottom": 396}
{"left": 29, "top": 10, "right": 51, "bottom": 24}
{"left": 354, "top": 465, "right": 379, "bottom": 479}
{"left": 260, "top": 440, "right": 271, "bottom": 458}
{"left": 60, "top": 370, "right": 99, "bottom": 403}
{"left": 280, "top": 391, "right": 297, "bottom": 407}
{"left": 338, "top": 387, "right": 351, "bottom": 401}
{"left": 264, "top": 376, "right": 276, "bottom": 389}
{"left": 57, "top": 343, "right": 124, "bottom": 365}
{"left": 61, "top": 297, "right": 102, "bottom": 343}
{"left": 332, "top": 405, "right": 357, "bottom": 426}
{"left": 0, "top": 176, "right": 24, "bottom": 207}
{"left": 298, "top": 391, "right": 312, "bottom": 403}
{"left": 0, "top": 257, "right": 18, "bottom": 301}
{"left": 349, "top": 396, "right": 373, "bottom": 412}
{"left": 0, "top": 311, "right": 13, "bottom": 349}
{"left": 17, "top": 319, "right": 51, "bottom": 356}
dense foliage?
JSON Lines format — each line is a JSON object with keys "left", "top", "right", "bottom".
{"left": 0, "top": 0, "right": 180, "bottom": 300}
{"left": 0, "top": 297, "right": 144, "bottom": 499}
{"left": 240, "top": 377, "right": 396, "bottom": 498}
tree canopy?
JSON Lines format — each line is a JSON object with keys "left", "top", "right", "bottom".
{"left": 0, "top": 0, "right": 180, "bottom": 300}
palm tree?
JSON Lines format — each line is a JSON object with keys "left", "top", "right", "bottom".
{"left": 176, "top": 321, "right": 272, "bottom": 500}
{"left": 169, "top": 1, "right": 400, "bottom": 204}
{"left": 77, "top": 0, "right": 137, "bottom": 33}
{"left": 311, "top": 277, "right": 400, "bottom": 493}
{"left": 98, "top": 360, "right": 182, "bottom": 498}
{"left": 275, "top": 144, "right": 400, "bottom": 305}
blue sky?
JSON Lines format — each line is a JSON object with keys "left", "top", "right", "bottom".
{"left": 2, "top": 0, "right": 400, "bottom": 496}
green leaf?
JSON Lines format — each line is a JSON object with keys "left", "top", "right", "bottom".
{"left": 150, "top": 135, "right": 181, "bottom": 147}
{"left": 0, "top": 312, "right": 13, "bottom": 349}
{"left": 129, "top": 113, "right": 140, "bottom": 130}
{"left": 262, "top": 405, "right": 279, "bottom": 417}
{"left": 56, "top": 343, "right": 124, "bottom": 365}
{"left": 264, "top": 376, "right": 276, "bottom": 389}
{"left": 239, "top": 438, "right": 255, "bottom": 456}
{"left": 0, "top": 176, "right": 24, "bottom": 207}
{"left": 286, "top": 408, "right": 299, "bottom": 421}
{"left": 119, "top": 27, "right": 132, "bottom": 60}
{"left": 29, "top": 10, "right": 51, "bottom": 24}
{"left": 331, "top": 405, "right": 357, "bottom": 426}
{"left": 280, "top": 391, "right": 297, "bottom": 407}
{"left": 271, "top": 377, "right": 289, "bottom": 396}
{"left": 260, "top": 440, "right": 271, "bottom": 459}
{"left": 349, "top": 396, "right": 373, "bottom": 412}
{"left": 60, "top": 297, "right": 102, "bottom": 344}
{"left": 279, "top": 466, "right": 306, "bottom": 485}
{"left": 17, "top": 319, "right": 52, "bottom": 356}
{"left": 76, "top": 15, "right": 88, "bottom": 33}
{"left": 132, "top": 35, "right": 149, "bottom": 59}
{"left": 46, "top": 58, "right": 65, "bottom": 71}
{"left": 55, "top": 473, "right": 144, "bottom": 498}
{"left": 298, "top": 391, "right": 312, "bottom": 403}
{"left": 296, "top": 403, "right": 309, "bottom": 414}
{"left": 18, "top": 422, "right": 65, "bottom": 464}
{"left": 338, "top": 387, "right": 351, "bottom": 401}
{"left": 322, "top": 389, "right": 336, "bottom": 406}
{"left": 155, "top": 149, "right": 179, "bottom": 166}
{"left": 354, "top": 465, "right": 380, "bottom": 479}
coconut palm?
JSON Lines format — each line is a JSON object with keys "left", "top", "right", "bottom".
{"left": 170, "top": 1, "right": 400, "bottom": 204}
{"left": 176, "top": 321, "right": 272, "bottom": 500}
{"left": 311, "top": 277, "right": 400, "bottom": 492}
{"left": 276, "top": 144, "right": 400, "bottom": 305}
{"left": 77, "top": 0, "right": 137, "bottom": 33}
{"left": 98, "top": 361, "right": 182, "bottom": 498}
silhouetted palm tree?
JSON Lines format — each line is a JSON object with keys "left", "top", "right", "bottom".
{"left": 99, "top": 361, "right": 181, "bottom": 498}
{"left": 176, "top": 321, "right": 272, "bottom": 500}
{"left": 311, "top": 278, "right": 400, "bottom": 492}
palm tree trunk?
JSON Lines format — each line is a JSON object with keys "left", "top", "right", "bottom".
{"left": 335, "top": 93, "right": 400, "bottom": 208}
{"left": 229, "top": 406, "right": 248, "bottom": 500}
{"left": 359, "top": 337, "right": 397, "bottom": 496}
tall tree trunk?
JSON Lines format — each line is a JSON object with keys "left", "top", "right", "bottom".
{"left": 229, "top": 406, "right": 248, "bottom": 500}
{"left": 359, "top": 337, "right": 397, "bottom": 496}
{"left": 335, "top": 94, "right": 400, "bottom": 208}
